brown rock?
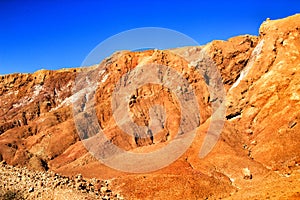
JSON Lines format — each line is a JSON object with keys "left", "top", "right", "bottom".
{"left": 28, "top": 156, "right": 48, "bottom": 172}
{"left": 242, "top": 168, "right": 252, "bottom": 180}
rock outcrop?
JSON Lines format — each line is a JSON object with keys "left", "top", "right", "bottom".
{"left": 0, "top": 14, "right": 300, "bottom": 199}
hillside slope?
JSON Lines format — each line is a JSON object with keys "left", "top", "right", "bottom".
{"left": 0, "top": 14, "right": 299, "bottom": 199}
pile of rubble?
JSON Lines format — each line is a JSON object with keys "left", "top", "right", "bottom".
{"left": 0, "top": 161, "right": 123, "bottom": 200}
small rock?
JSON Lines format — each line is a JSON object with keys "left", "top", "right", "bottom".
{"left": 245, "top": 129, "right": 253, "bottom": 135}
{"left": 242, "top": 168, "right": 252, "bottom": 180}
{"left": 1, "top": 160, "right": 7, "bottom": 166}
{"left": 76, "top": 174, "right": 83, "bottom": 180}
{"left": 288, "top": 121, "right": 297, "bottom": 129}
{"left": 278, "top": 38, "right": 284, "bottom": 44}
{"left": 102, "top": 196, "right": 110, "bottom": 200}
{"left": 101, "top": 186, "right": 108, "bottom": 193}
{"left": 251, "top": 140, "right": 257, "bottom": 145}
{"left": 28, "top": 187, "right": 34, "bottom": 193}
{"left": 115, "top": 193, "right": 124, "bottom": 199}
{"left": 76, "top": 182, "right": 82, "bottom": 190}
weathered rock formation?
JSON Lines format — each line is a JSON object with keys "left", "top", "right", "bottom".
{"left": 0, "top": 14, "right": 299, "bottom": 199}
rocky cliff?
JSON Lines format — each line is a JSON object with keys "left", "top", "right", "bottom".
{"left": 0, "top": 14, "right": 300, "bottom": 199}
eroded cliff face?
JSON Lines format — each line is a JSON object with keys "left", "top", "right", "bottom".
{"left": 226, "top": 15, "right": 300, "bottom": 173}
{"left": 0, "top": 14, "right": 299, "bottom": 199}
{"left": 0, "top": 69, "right": 78, "bottom": 168}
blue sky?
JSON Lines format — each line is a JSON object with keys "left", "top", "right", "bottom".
{"left": 0, "top": 0, "right": 299, "bottom": 75}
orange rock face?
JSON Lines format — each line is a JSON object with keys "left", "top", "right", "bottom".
{"left": 0, "top": 14, "right": 300, "bottom": 199}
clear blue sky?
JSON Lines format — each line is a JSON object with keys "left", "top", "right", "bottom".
{"left": 0, "top": 0, "right": 299, "bottom": 75}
